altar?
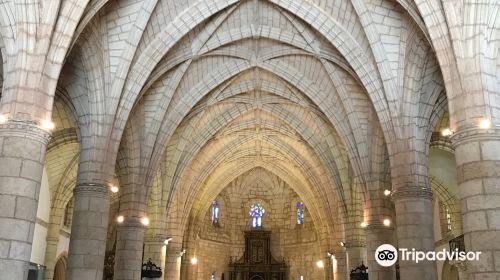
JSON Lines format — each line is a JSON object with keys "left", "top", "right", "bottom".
{"left": 228, "top": 230, "right": 288, "bottom": 280}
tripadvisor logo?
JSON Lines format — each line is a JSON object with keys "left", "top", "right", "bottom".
{"left": 375, "top": 244, "right": 482, "bottom": 267}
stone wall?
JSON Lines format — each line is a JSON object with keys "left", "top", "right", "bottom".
{"left": 184, "top": 168, "right": 325, "bottom": 280}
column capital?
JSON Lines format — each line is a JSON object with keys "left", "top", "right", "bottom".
{"left": 345, "top": 241, "right": 366, "bottom": 248}
{"left": 117, "top": 216, "right": 145, "bottom": 228}
{"left": 74, "top": 183, "right": 110, "bottom": 197}
{"left": 451, "top": 125, "right": 500, "bottom": 147}
{"left": 144, "top": 234, "right": 169, "bottom": 244}
{"left": 0, "top": 119, "right": 51, "bottom": 144}
{"left": 365, "top": 222, "right": 392, "bottom": 231}
{"left": 392, "top": 186, "right": 433, "bottom": 200}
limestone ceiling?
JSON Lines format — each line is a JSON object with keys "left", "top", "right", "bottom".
{"left": 37, "top": 0, "right": 447, "bottom": 241}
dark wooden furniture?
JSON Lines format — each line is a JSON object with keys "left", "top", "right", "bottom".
{"left": 229, "top": 230, "right": 287, "bottom": 280}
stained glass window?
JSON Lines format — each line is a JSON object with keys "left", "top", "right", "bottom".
{"left": 211, "top": 201, "right": 220, "bottom": 225}
{"left": 249, "top": 203, "right": 265, "bottom": 228}
{"left": 296, "top": 202, "right": 304, "bottom": 225}
{"left": 446, "top": 208, "right": 452, "bottom": 231}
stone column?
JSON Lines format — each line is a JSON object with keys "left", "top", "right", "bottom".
{"left": 345, "top": 243, "right": 367, "bottom": 270}
{"left": 365, "top": 223, "right": 396, "bottom": 280}
{"left": 165, "top": 241, "right": 183, "bottom": 280}
{"left": 143, "top": 234, "right": 168, "bottom": 278}
{"left": 392, "top": 186, "right": 437, "bottom": 280}
{"left": 332, "top": 250, "right": 347, "bottom": 280}
{"left": 66, "top": 183, "right": 110, "bottom": 280}
{"left": 0, "top": 120, "right": 50, "bottom": 280}
{"left": 114, "top": 217, "right": 145, "bottom": 280}
{"left": 42, "top": 237, "right": 59, "bottom": 280}
{"left": 43, "top": 207, "right": 67, "bottom": 280}
{"left": 452, "top": 126, "right": 500, "bottom": 279}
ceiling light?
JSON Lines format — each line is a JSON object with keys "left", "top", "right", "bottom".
{"left": 384, "top": 189, "right": 391, "bottom": 196}
{"left": 360, "top": 222, "right": 367, "bottom": 228}
{"left": 141, "top": 217, "right": 150, "bottom": 226}
{"left": 117, "top": 216, "right": 125, "bottom": 223}
{"left": 316, "top": 260, "right": 324, "bottom": 268}
{"left": 191, "top": 257, "right": 198, "bottom": 265}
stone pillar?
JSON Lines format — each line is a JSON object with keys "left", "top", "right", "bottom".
{"left": 345, "top": 243, "right": 367, "bottom": 270}
{"left": 114, "top": 217, "right": 145, "bottom": 280}
{"left": 324, "top": 257, "right": 334, "bottom": 280}
{"left": 365, "top": 223, "right": 396, "bottom": 280}
{"left": 42, "top": 237, "right": 59, "bottom": 280}
{"left": 66, "top": 183, "right": 110, "bottom": 280}
{"left": 143, "top": 234, "right": 168, "bottom": 277}
{"left": 452, "top": 126, "right": 500, "bottom": 279}
{"left": 0, "top": 120, "right": 50, "bottom": 280}
{"left": 43, "top": 207, "right": 67, "bottom": 280}
{"left": 165, "top": 242, "right": 183, "bottom": 280}
{"left": 392, "top": 186, "right": 437, "bottom": 280}
{"left": 332, "top": 250, "right": 347, "bottom": 280}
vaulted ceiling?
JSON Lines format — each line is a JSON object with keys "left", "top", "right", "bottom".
{"left": 32, "top": 0, "right": 447, "bottom": 248}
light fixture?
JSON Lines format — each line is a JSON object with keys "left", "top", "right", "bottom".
{"left": 117, "top": 216, "right": 125, "bottom": 223}
{"left": 110, "top": 185, "right": 119, "bottom": 193}
{"left": 383, "top": 219, "right": 391, "bottom": 227}
{"left": 316, "top": 260, "right": 324, "bottom": 268}
{"left": 141, "top": 217, "right": 150, "bottom": 226}
{"left": 164, "top": 237, "right": 173, "bottom": 245}
{"left": 360, "top": 222, "right": 367, "bottom": 228}
{"left": 191, "top": 257, "right": 198, "bottom": 265}
{"left": 0, "top": 114, "right": 8, "bottom": 124}
{"left": 384, "top": 189, "right": 391, "bottom": 196}
{"left": 480, "top": 118, "right": 491, "bottom": 129}
{"left": 441, "top": 128, "right": 452, "bottom": 137}
{"left": 339, "top": 241, "right": 346, "bottom": 247}
{"left": 40, "top": 119, "right": 55, "bottom": 131}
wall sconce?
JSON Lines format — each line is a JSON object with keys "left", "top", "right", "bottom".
{"left": 316, "top": 260, "right": 324, "bottom": 268}
{"left": 110, "top": 185, "right": 119, "bottom": 193}
{"left": 40, "top": 119, "right": 55, "bottom": 131}
{"left": 117, "top": 216, "right": 125, "bottom": 223}
{"left": 480, "top": 118, "right": 491, "bottom": 129}
{"left": 141, "top": 217, "right": 150, "bottom": 226}
{"left": 441, "top": 128, "right": 453, "bottom": 136}
{"left": 191, "top": 257, "right": 198, "bottom": 265}
{"left": 0, "top": 114, "right": 9, "bottom": 124}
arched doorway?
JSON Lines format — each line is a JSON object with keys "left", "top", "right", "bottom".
{"left": 53, "top": 254, "right": 68, "bottom": 280}
{"left": 442, "top": 260, "right": 459, "bottom": 280}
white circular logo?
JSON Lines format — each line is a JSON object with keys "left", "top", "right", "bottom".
{"left": 375, "top": 244, "right": 398, "bottom": 267}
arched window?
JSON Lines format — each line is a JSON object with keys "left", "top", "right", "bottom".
{"left": 211, "top": 201, "right": 220, "bottom": 225}
{"left": 296, "top": 202, "right": 305, "bottom": 225}
{"left": 63, "top": 197, "right": 74, "bottom": 228}
{"left": 249, "top": 203, "right": 265, "bottom": 229}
